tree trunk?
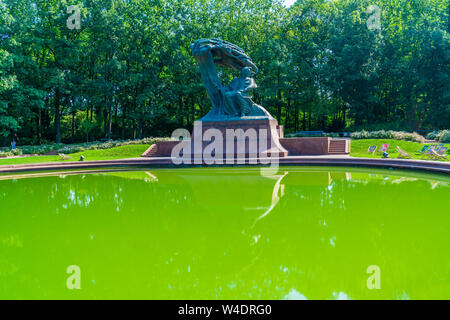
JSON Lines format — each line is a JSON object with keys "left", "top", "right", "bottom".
{"left": 107, "top": 108, "right": 112, "bottom": 140}
{"left": 342, "top": 107, "right": 346, "bottom": 128}
{"left": 36, "top": 111, "right": 41, "bottom": 145}
{"left": 106, "top": 96, "right": 112, "bottom": 140}
{"left": 138, "top": 117, "right": 143, "bottom": 139}
{"left": 71, "top": 110, "right": 75, "bottom": 142}
{"left": 277, "top": 70, "right": 282, "bottom": 122}
{"left": 285, "top": 98, "right": 291, "bottom": 130}
{"left": 186, "top": 96, "right": 192, "bottom": 127}
{"left": 294, "top": 103, "right": 299, "bottom": 132}
{"left": 55, "top": 89, "right": 61, "bottom": 143}
{"left": 85, "top": 107, "right": 90, "bottom": 143}
{"left": 178, "top": 96, "right": 184, "bottom": 127}
{"left": 302, "top": 110, "right": 306, "bottom": 131}
{"left": 308, "top": 106, "right": 312, "bottom": 131}
{"left": 103, "top": 110, "right": 107, "bottom": 137}
{"left": 114, "top": 102, "right": 118, "bottom": 137}
{"left": 121, "top": 103, "right": 127, "bottom": 140}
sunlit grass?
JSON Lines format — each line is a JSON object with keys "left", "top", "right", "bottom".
{"left": 350, "top": 139, "right": 449, "bottom": 161}
{"left": 1, "top": 139, "right": 449, "bottom": 166}
{"left": 0, "top": 144, "right": 150, "bottom": 165}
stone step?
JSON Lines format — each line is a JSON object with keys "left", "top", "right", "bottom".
{"left": 142, "top": 144, "right": 159, "bottom": 157}
{"left": 328, "top": 139, "right": 349, "bottom": 154}
{"left": 329, "top": 146, "right": 346, "bottom": 149}
{"left": 329, "top": 147, "right": 346, "bottom": 150}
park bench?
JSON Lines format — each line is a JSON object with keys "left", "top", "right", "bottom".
{"left": 294, "top": 131, "right": 324, "bottom": 137}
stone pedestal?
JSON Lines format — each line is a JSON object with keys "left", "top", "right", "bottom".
{"left": 188, "top": 119, "right": 288, "bottom": 159}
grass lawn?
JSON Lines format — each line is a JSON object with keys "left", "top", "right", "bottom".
{"left": 350, "top": 139, "right": 450, "bottom": 161}
{"left": 0, "top": 140, "right": 448, "bottom": 166}
{"left": 0, "top": 144, "right": 150, "bottom": 166}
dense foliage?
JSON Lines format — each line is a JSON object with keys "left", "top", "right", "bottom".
{"left": 0, "top": 0, "right": 449, "bottom": 146}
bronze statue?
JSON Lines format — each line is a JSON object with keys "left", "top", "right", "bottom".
{"left": 191, "top": 39, "right": 272, "bottom": 121}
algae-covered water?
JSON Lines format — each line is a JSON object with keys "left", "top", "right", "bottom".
{"left": 0, "top": 167, "right": 449, "bottom": 299}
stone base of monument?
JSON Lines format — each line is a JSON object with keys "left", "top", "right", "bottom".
{"left": 142, "top": 119, "right": 289, "bottom": 160}
{"left": 141, "top": 121, "right": 351, "bottom": 160}
{"left": 191, "top": 119, "right": 288, "bottom": 159}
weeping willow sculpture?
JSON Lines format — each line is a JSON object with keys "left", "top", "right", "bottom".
{"left": 191, "top": 39, "right": 273, "bottom": 121}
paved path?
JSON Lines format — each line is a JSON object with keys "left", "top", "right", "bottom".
{"left": 0, "top": 155, "right": 449, "bottom": 174}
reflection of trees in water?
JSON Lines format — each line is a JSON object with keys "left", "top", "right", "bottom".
{"left": 0, "top": 170, "right": 448, "bottom": 299}
{"left": 244, "top": 171, "right": 450, "bottom": 299}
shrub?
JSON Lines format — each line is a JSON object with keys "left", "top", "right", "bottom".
{"left": 351, "top": 130, "right": 425, "bottom": 143}
{"left": 323, "top": 132, "right": 340, "bottom": 137}
{"left": 426, "top": 131, "right": 439, "bottom": 140}
{"left": 350, "top": 130, "right": 370, "bottom": 139}
{"left": 438, "top": 130, "right": 450, "bottom": 143}
{"left": 426, "top": 130, "right": 450, "bottom": 142}
{"left": 11, "top": 149, "right": 23, "bottom": 156}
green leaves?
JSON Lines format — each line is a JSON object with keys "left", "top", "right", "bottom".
{"left": 0, "top": 0, "right": 448, "bottom": 145}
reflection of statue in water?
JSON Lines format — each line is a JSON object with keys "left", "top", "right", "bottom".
{"left": 191, "top": 38, "right": 272, "bottom": 121}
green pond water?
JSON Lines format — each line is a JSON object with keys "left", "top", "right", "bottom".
{"left": 0, "top": 167, "right": 449, "bottom": 300}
